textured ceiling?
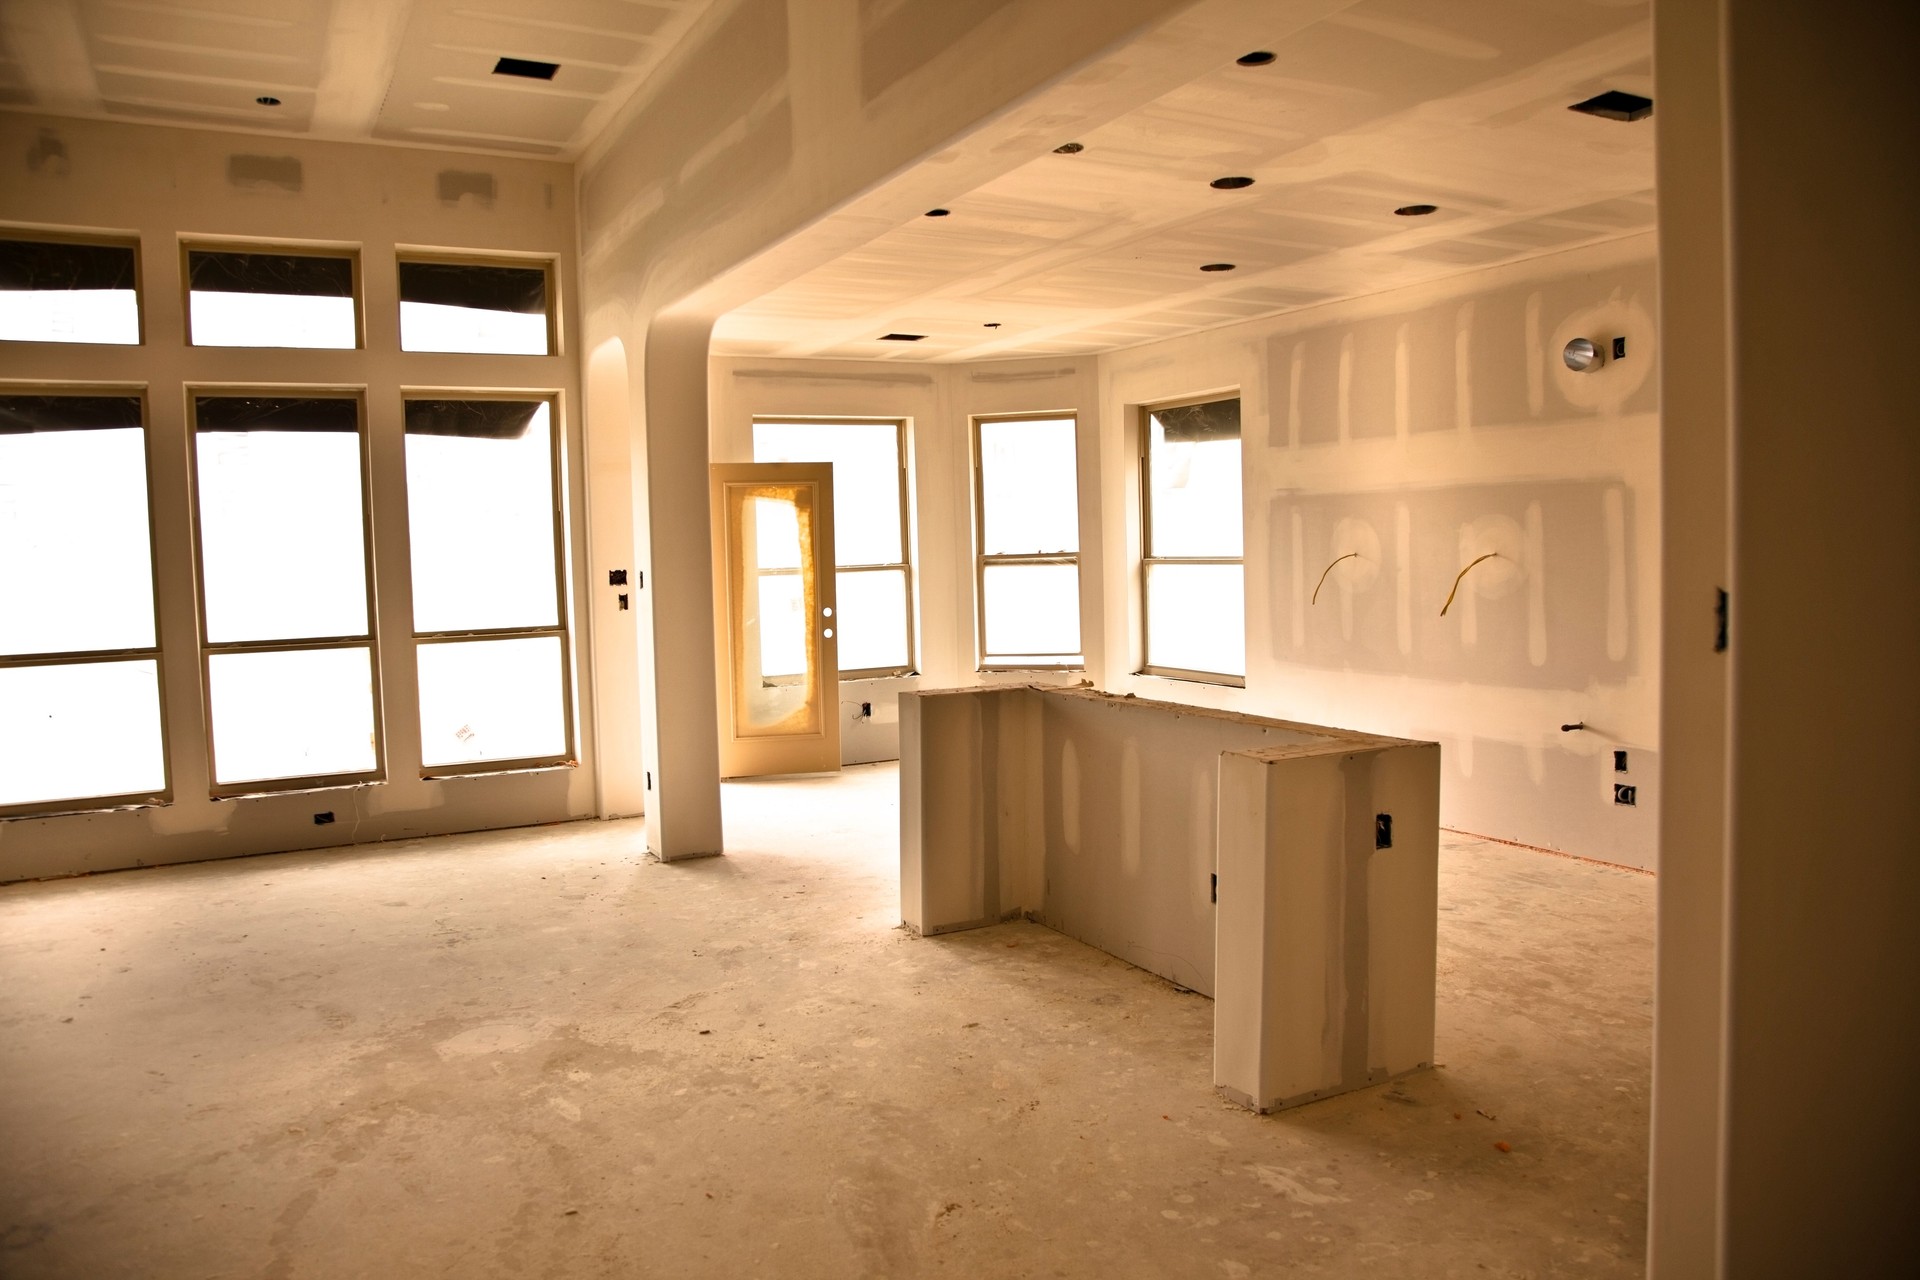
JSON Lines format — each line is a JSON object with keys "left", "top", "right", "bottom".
{"left": 0, "top": 0, "right": 719, "bottom": 157}
{"left": 712, "top": 0, "right": 1657, "bottom": 362}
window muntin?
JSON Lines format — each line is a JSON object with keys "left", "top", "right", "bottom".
{"left": 404, "top": 398, "right": 573, "bottom": 771}
{"left": 0, "top": 237, "right": 140, "bottom": 345}
{"left": 975, "top": 415, "right": 1081, "bottom": 668}
{"left": 752, "top": 419, "right": 913, "bottom": 676}
{"left": 1142, "top": 395, "right": 1244, "bottom": 681}
{"left": 0, "top": 392, "right": 168, "bottom": 814}
{"left": 186, "top": 248, "right": 358, "bottom": 349}
{"left": 398, "top": 258, "right": 551, "bottom": 356}
{"left": 191, "top": 393, "right": 380, "bottom": 790}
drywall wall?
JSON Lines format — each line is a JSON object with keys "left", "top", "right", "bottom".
{"left": 1099, "top": 234, "right": 1661, "bottom": 867}
{"left": 0, "top": 114, "right": 592, "bottom": 880}
{"left": 708, "top": 354, "right": 1103, "bottom": 764}
{"left": 899, "top": 683, "right": 1440, "bottom": 1111}
{"left": 1708, "top": 2, "right": 1920, "bottom": 1273}
{"left": 574, "top": 0, "right": 1348, "bottom": 852}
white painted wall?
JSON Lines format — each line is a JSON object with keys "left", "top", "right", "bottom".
{"left": 1098, "top": 235, "right": 1661, "bottom": 867}
{"left": 0, "top": 114, "right": 593, "bottom": 880}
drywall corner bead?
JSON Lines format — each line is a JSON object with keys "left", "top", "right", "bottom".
{"left": 227, "top": 155, "right": 302, "bottom": 193}
{"left": 438, "top": 171, "right": 497, "bottom": 209}
{"left": 26, "top": 128, "right": 69, "bottom": 176}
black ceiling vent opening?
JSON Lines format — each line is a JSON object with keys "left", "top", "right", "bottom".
{"left": 1569, "top": 89, "right": 1652, "bottom": 122}
{"left": 493, "top": 56, "right": 559, "bottom": 81}
{"left": 879, "top": 332, "right": 926, "bottom": 341}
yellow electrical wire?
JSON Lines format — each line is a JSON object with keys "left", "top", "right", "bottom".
{"left": 1440, "top": 552, "right": 1500, "bottom": 616}
{"left": 1311, "top": 552, "right": 1360, "bottom": 605}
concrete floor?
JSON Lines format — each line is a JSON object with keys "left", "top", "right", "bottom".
{"left": 0, "top": 763, "right": 1654, "bottom": 1278}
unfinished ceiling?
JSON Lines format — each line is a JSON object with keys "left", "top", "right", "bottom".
{"left": 0, "top": 0, "right": 720, "bottom": 157}
{"left": 711, "top": 0, "right": 1657, "bottom": 362}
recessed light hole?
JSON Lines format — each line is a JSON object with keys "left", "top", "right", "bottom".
{"left": 925, "top": 208, "right": 951, "bottom": 218}
{"left": 1236, "top": 51, "right": 1276, "bottom": 66}
{"left": 1199, "top": 263, "right": 1236, "bottom": 272}
{"left": 879, "top": 333, "right": 926, "bottom": 341}
{"left": 1394, "top": 204, "right": 1438, "bottom": 216}
{"left": 255, "top": 95, "right": 281, "bottom": 106}
{"left": 1053, "top": 142, "right": 1085, "bottom": 155}
{"left": 1210, "top": 176, "right": 1255, "bottom": 190}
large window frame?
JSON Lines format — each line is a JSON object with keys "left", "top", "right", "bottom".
{"left": 751, "top": 416, "right": 916, "bottom": 679}
{"left": 187, "top": 388, "right": 386, "bottom": 797}
{"left": 972, "top": 411, "right": 1084, "bottom": 671}
{"left": 1139, "top": 391, "right": 1246, "bottom": 687}
{"left": 180, "top": 240, "right": 363, "bottom": 350}
{"left": 395, "top": 251, "right": 558, "bottom": 357}
{"left": 0, "top": 385, "right": 171, "bottom": 818}
{"left": 403, "top": 391, "right": 576, "bottom": 776}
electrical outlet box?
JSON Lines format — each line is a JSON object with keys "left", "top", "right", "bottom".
{"left": 313, "top": 811, "right": 335, "bottom": 825}
{"left": 1210, "top": 873, "right": 1218, "bottom": 903}
{"left": 1612, "top": 336, "right": 1627, "bottom": 360}
{"left": 1375, "top": 813, "right": 1393, "bottom": 848}
{"left": 1614, "top": 750, "right": 1628, "bottom": 772}
{"left": 1614, "top": 784, "right": 1637, "bottom": 806}
{"left": 608, "top": 569, "right": 627, "bottom": 585}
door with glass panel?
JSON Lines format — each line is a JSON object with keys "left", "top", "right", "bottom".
{"left": 709, "top": 463, "right": 840, "bottom": 778}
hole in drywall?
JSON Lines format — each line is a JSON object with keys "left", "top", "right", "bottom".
{"left": 879, "top": 332, "right": 926, "bottom": 341}
{"left": 924, "top": 208, "right": 951, "bottom": 217}
{"left": 1199, "top": 263, "right": 1236, "bottom": 272}
{"left": 983, "top": 322, "right": 1001, "bottom": 328}
{"left": 1395, "top": 204, "right": 1438, "bottom": 216}
{"left": 1569, "top": 89, "right": 1652, "bottom": 122}
{"left": 1210, "top": 176, "right": 1254, "bottom": 190}
{"left": 1236, "top": 51, "right": 1276, "bottom": 66}
{"left": 1053, "top": 142, "right": 1084, "bottom": 154}
{"left": 436, "top": 170, "right": 497, "bottom": 209}
{"left": 494, "top": 57, "right": 559, "bottom": 80}
{"left": 255, "top": 95, "right": 282, "bottom": 107}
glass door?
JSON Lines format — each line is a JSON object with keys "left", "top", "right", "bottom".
{"left": 709, "top": 463, "right": 840, "bottom": 777}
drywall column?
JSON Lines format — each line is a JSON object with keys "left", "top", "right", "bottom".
{"left": 1214, "top": 744, "right": 1439, "bottom": 1112}
{"left": 1647, "top": 0, "right": 1728, "bottom": 1271}
{"left": 631, "top": 312, "right": 724, "bottom": 859}
{"left": 1713, "top": 1, "right": 1920, "bottom": 1272}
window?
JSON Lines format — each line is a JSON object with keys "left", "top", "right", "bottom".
{"left": 0, "top": 235, "right": 140, "bottom": 345}
{"left": 398, "top": 257, "right": 551, "bottom": 355}
{"left": 752, "top": 420, "right": 913, "bottom": 676}
{"left": 974, "top": 415, "right": 1082, "bottom": 668}
{"left": 191, "top": 394, "right": 380, "bottom": 789}
{"left": 1141, "top": 394, "right": 1244, "bottom": 681}
{"left": 404, "top": 398, "right": 572, "bottom": 770}
{"left": 0, "top": 393, "right": 168, "bottom": 813}
{"left": 186, "top": 247, "right": 358, "bottom": 349}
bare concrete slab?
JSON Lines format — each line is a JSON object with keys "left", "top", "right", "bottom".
{"left": 0, "top": 763, "right": 1651, "bottom": 1279}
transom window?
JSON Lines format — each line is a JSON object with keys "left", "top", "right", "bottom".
{"left": 398, "top": 257, "right": 552, "bottom": 356}
{"left": 185, "top": 246, "right": 359, "bottom": 349}
{"left": 0, "top": 393, "right": 168, "bottom": 814}
{"left": 974, "top": 414, "right": 1082, "bottom": 668}
{"left": 1141, "top": 394, "right": 1244, "bottom": 682}
{"left": 0, "top": 235, "right": 141, "bottom": 345}
{"left": 752, "top": 419, "right": 914, "bottom": 677}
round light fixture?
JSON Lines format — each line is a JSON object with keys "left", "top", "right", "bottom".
{"left": 1211, "top": 176, "right": 1255, "bottom": 190}
{"left": 1237, "top": 51, "right": 1276, "bottom": 66}
{"left": 255, "top": 95, "right": 282, "bottom": 106}
{"left": 1394, "top": 204, "right": 1438, "bottom": 216}
{"left": 1563, "top": 337, "right": 1605, "bottom": 372}
{"left": 1199, "top": 262, "right": 1236, "bottom": 272}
